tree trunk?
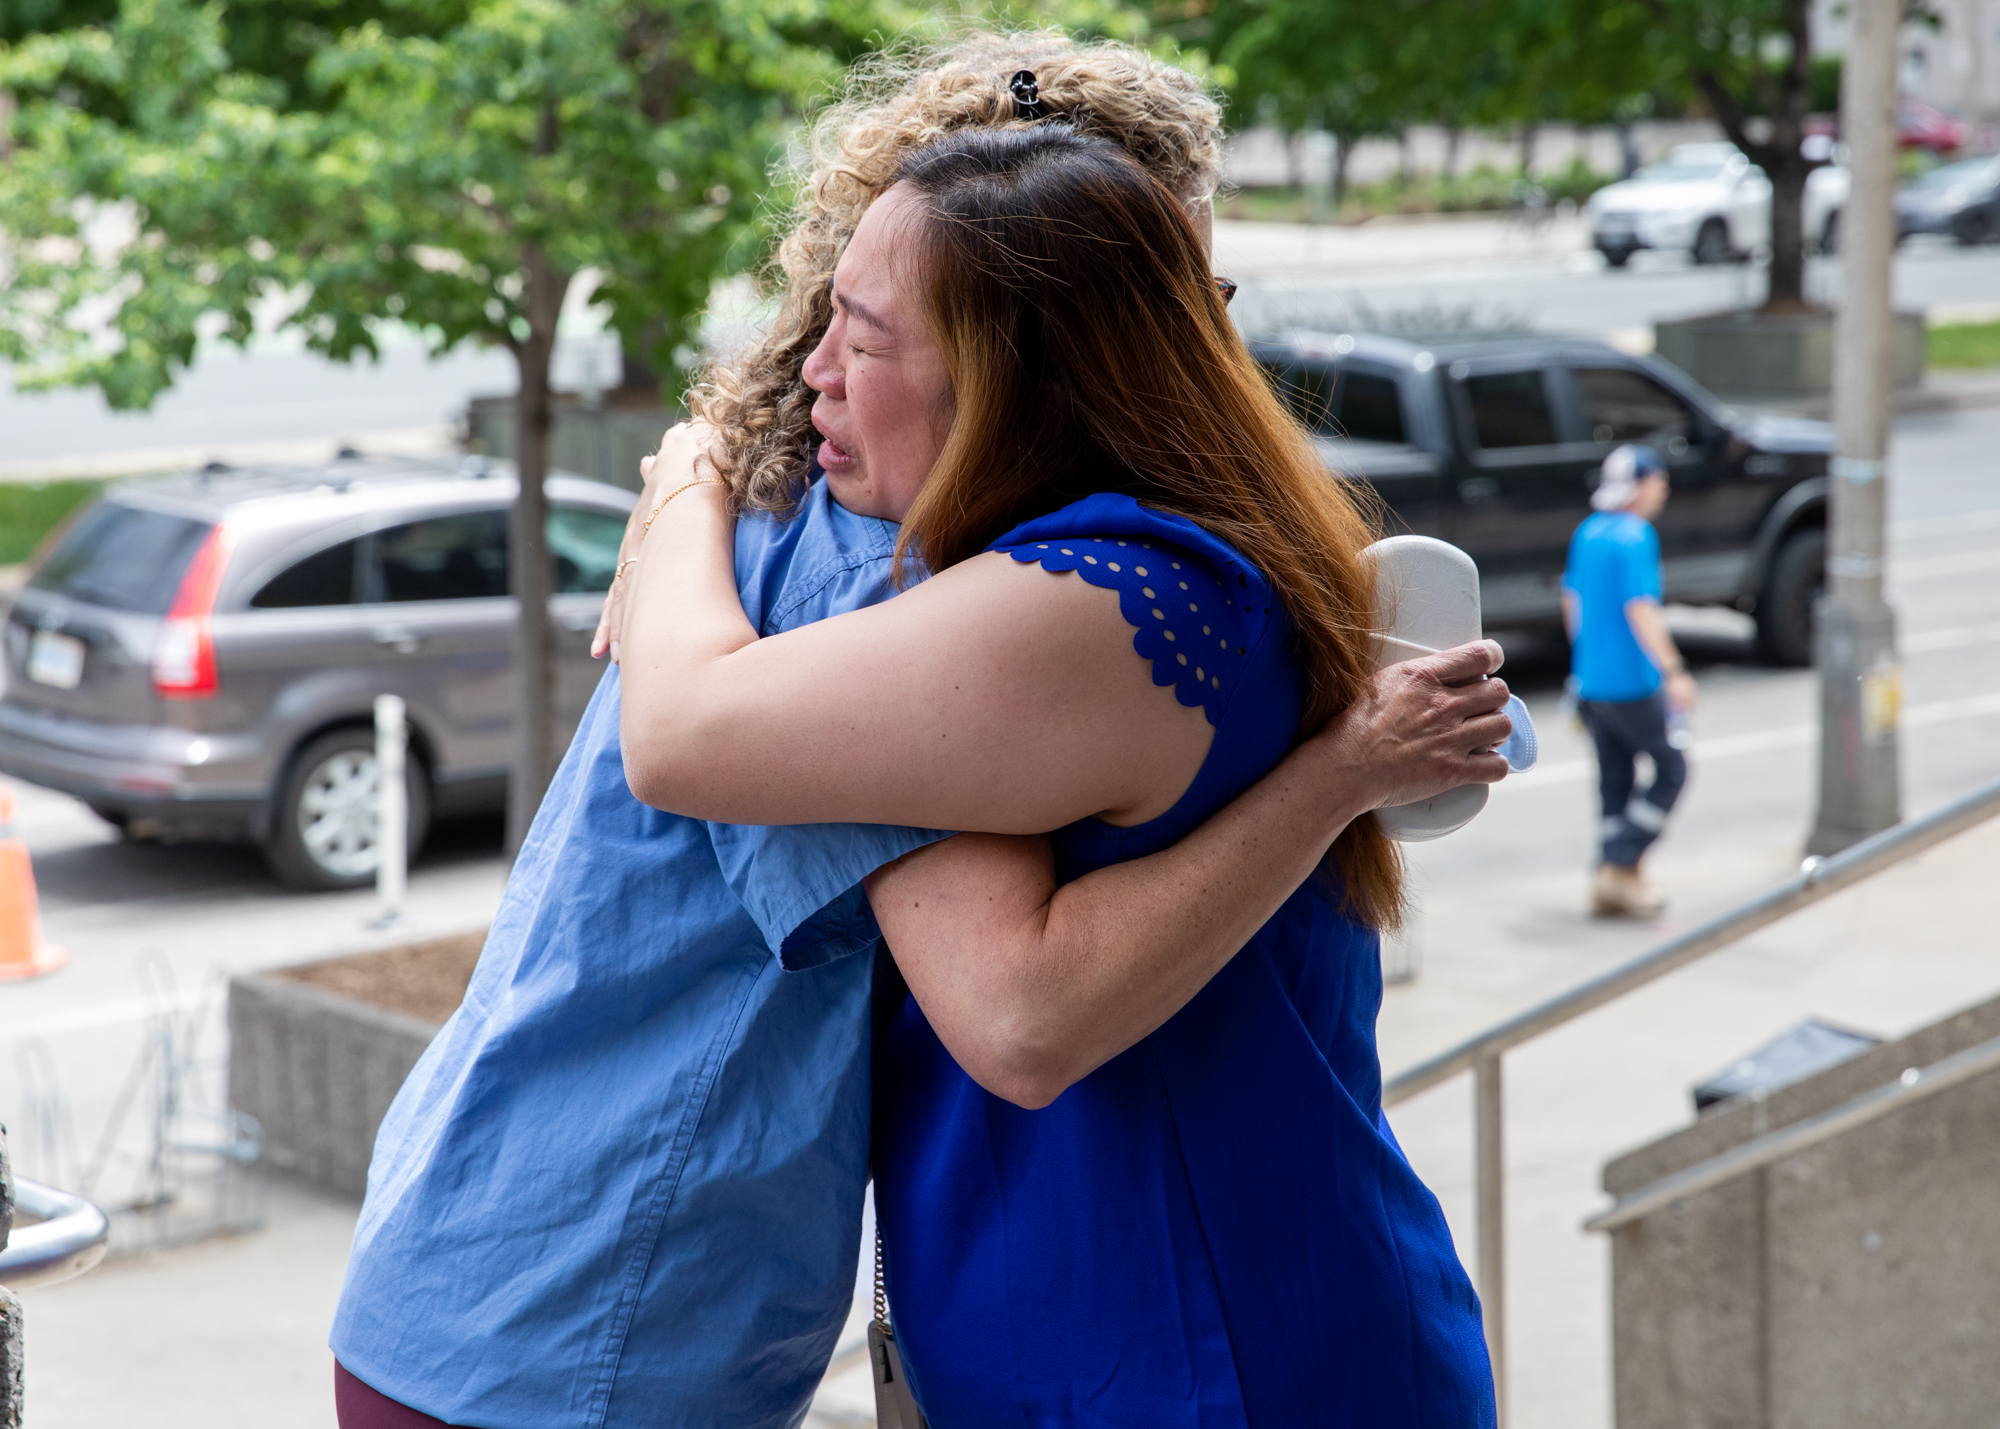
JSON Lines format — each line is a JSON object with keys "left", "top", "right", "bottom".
{"left": 1763, "top": 0, "right": 1819, "bottom": 310}
{"left": 1444, "top": 124, "right": 1462, "bottom": 180}
{"left": 1518, "top": 122, "right": 1537, "bottom": 179}
{"left": 1700, "top": 0, "right": 1822, "bottom": 311}
{"left": 1616, "top": 121, "right": 1640, "bottom": 178}
{"left": 1332, "top": 131, "right": 1354, "bottom": 213}
{"left": 505, "top": 241, "right": 573, "bottom": 855}
{"left": 1765, "top": 154, "right": 1814, "bottom": 310}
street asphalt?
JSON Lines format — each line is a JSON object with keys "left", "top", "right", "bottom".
{"left": 2, "top": 222, "right": 1997, "bottom": 1427}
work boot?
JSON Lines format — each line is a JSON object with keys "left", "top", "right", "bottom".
{"left": 1592, "top": 863, "right": 1663, "bottom": 919}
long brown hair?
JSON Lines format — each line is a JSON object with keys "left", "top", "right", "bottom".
{"left": 688, "top": 31, "right": 1222, "bottom": 515}
{"left": 891, "top": 126, "right": 1404, "bottom": 929}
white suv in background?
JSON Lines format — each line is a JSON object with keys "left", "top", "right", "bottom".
{"left": 1586, "top": 141, "right": 1848, "bottom": 268}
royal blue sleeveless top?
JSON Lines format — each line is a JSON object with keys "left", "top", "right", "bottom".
{"left": 873, "top": 494, "right": 1496, "bottom": 1428}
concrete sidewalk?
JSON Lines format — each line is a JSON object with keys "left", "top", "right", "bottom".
{"left": 13, "top": 805, "right": 1996, "bottom": 1429}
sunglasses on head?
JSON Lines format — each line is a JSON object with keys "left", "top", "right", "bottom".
{"left": 1213, "top": 276, "right": 1238, "bottom": 307}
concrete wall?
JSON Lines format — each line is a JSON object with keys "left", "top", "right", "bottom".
{"left": 1603, "top": 990, "right": 2000, "bottom": 1429}
{"left": 468, "top": 395, "right": 676, "bottom": 494}
{"left": 228, "top": 974, "right": 442, "bottom": 1199}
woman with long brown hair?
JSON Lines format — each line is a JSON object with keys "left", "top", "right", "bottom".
{"left": 621, "top": 125, "right": 1500, "bottom": 1425}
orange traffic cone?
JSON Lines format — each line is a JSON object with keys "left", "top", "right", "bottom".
{"left": 0, "top": 787, "right": 66, "bottom": 979}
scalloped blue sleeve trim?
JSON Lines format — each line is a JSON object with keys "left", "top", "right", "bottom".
{"left": 999, "top": 533, "right": 1263, "bottom": 727}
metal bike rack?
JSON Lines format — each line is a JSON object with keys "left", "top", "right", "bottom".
{"left": 1381, "top": 773, "right": 2000, "bottom": 1426}
{"left": 1, "top": 1177, "right": 111, "bottom": 1291}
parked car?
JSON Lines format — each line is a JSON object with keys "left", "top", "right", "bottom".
{"left": 1899, "top": 99, "right": 1970, "bottom": 156}
{"left": 1895, "top": 154, "right": 2000, "bottom": 244}
{"left": 1586, "top": 141, "right": 1848, "bottom": 267}
{"left": 0, "top": 454, "right": 634, "bottom": 889}
{"left": 1248, "top": 329, "right": 1835, "bottom": 664}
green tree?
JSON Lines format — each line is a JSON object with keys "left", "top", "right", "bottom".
{"left": 1579, "top": 0, "right": 1826, "bottom": 310}
{"left": 0, "top": 0, "right": 896, "bottom": 843}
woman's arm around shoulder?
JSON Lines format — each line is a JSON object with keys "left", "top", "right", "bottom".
{"left": 867, "top": 640, "right": 1515, "bottom": 1108}
{"left": 619, "top": 482, "right": 1212, "bottom": 833}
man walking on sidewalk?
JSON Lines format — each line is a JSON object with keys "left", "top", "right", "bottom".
{"left": 1563, "top": 444, "right": 1698, "bottom": 918}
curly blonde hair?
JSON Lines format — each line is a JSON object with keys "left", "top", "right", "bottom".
{"left": 688, "top": 30, "right": 1223, "bottom": 514}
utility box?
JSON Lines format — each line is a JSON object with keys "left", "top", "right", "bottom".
{"left": 1602, "top": 990, "right": 2000, "bottom": 1429}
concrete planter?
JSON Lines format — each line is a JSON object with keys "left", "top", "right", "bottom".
{"left": 1653, "top": 308, "right": 1925, "bottom": 400}
{"left": 1603, "top": 990, "right": 2000, "bottom": 1429}
{"left": 228, "top": 933, "right": 483, "bottom": 1198}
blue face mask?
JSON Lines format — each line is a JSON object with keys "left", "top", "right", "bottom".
{"left": 1500, "top": 693, "right": 1538, "bottom": 772}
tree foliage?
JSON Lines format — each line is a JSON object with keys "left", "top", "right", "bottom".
{"left": 0, "top": 0, "right": 897, "bottom": 406}
{"left": 1192, "top": 0, "right": 1884, "bottom": 307}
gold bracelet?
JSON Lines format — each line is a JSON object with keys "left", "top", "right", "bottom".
{"left": 641, "top": 477, "right": 726, "bottom": 540}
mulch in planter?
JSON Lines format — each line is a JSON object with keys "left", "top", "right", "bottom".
{"left": 275, "top": 932, "right": 487, "bottom": 1025}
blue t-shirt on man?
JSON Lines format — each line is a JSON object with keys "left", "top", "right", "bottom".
{"left": 330, "top": 479, "right": 948, "bottom": 1429}
{"left": 1562, "top": 510, "right": 1664, "bottom": 702}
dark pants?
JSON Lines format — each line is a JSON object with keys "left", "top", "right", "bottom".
{"left": 1580, "top": 691, "right": 1687, "bottom": 868}
{"left": 335, "top": 1362, "right": 460, "bottom": 1429}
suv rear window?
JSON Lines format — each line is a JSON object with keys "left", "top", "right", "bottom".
{"left": 1463, "top": 370, "right": 1557, "bottom": 449}
{"left": 550, "top": 507, "right": 626, "bottom": 594}
{"left": 252, "top": 539, "right": 360, "bottom": 608}
{"left": 27, "top": 501, "right": 213, "bottom": 614}
{"left": 377, "top": 511, "right": 510, "bottom": 602}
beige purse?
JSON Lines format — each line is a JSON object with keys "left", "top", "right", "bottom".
{"left": 869, "top": 1226, "right": 931, "bottom": 1429}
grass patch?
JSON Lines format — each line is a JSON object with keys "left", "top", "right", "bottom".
{"left": 1928, "top": 321, "right": 2000, "bottom": 370}
{"left": 0, "top": 479, "right": 102, "bottom": 566}
{"left": 1220, "top": 160, "right": 1614, "bottom": 226}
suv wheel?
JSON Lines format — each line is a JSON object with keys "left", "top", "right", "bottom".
{"left": 265, "top": 727, "right": 431, "bottom": 891}
{"left": 1819, "top": 210, "right": 1840, "bottom": 256}
{"left": 1755, "top": 528, "right": 1825, "bottom": 668}
{"left": 1693, "top": 218, "right": 1733, "bottom": 266}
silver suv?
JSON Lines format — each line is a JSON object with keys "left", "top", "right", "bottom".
{"left": 0, "top": 454, "right": 634, "bottom": 889}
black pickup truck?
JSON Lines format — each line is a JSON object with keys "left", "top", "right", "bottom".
{"left": 1249, "top": 330, "right": 1835, "bottom": 664}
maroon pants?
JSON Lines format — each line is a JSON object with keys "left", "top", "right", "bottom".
{"left": 334, "top": 1361, "right": 460, "bottom": 1429}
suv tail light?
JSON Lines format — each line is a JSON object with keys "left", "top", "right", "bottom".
{"left": 152, "top": 525, "right": 232, "bottom": 699}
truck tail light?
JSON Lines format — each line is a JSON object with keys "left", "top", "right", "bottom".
{"left": 152, "top": 525, "right": 232, "bottom": 699}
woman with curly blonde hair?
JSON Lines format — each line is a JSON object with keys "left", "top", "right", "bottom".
{"left": 594, "top": 30, "right": 1225, "bottom": 653}
{"left": 331, "top": 32, "right": 1501, "bottom": 1429}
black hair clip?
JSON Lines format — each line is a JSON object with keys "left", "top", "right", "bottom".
{"left": 1009, "top": 70, "right": 1045, "bottom": 121}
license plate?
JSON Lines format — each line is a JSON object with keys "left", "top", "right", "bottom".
{"left": 27, "top": 630, "right": 85, "bottom": 690}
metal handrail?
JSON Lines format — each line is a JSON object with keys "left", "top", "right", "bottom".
{"left": 1378, "top": 771, "right": 2000, "bottom": 1427}
{"left": 1585, "top": 1029, "right": 2000, "bottom": 1232}
{"left": 1385, "top": 774, "right": 2000, "bottom": 1109}
{"left": 0, "top": 1177, "right": 110, "bottom": 1291}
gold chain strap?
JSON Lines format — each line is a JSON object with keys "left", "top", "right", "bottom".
{"left": 874, "top": 1223, "right": 889, "bottom": 1328}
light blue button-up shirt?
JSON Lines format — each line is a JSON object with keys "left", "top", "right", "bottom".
{"left": 331, "top": 480, "right": 946, "bottom": 1428}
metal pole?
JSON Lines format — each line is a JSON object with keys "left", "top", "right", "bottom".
{"left": 374, "top": 694, "right": 407, "bottom": 927}
{"left": 1810, "top": 0, "right": 1903, "bottom": 854}
{"left": 1474, "top": 1050, "right": 1506, "bottom": 1426}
